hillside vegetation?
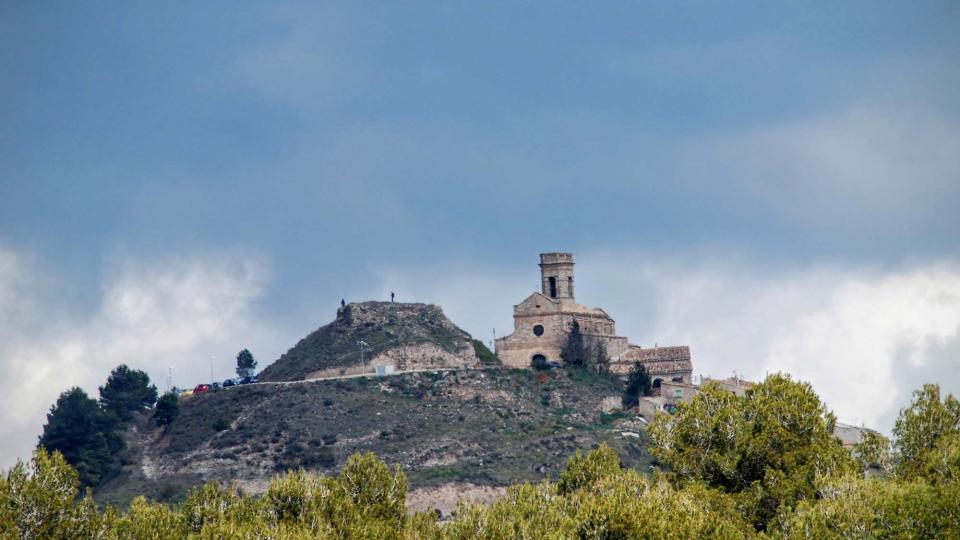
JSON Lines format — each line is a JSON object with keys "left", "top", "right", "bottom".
{"left": 8, "top": 376, "right": 959, "bottom": 539}
{"left": 259, "top": 302, "right": 479, "bottom": 382}
{"left": 95, "top": 367, "right": 649, "bottom": 508}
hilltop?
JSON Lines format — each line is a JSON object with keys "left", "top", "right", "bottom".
{"left": 94, "top": 301, "right": 648, "bottom": 512}
{"left": 259, "top": 302, "right": 485, "bottom": 382}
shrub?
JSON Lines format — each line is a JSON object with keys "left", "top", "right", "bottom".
{"left": 153, "top": 392, "right": 179, "bottom": 426}
{"left": 532, "top": 356, "right": 550, "bottom": 371}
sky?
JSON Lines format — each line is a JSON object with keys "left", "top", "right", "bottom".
{"left": 1, "top": 1, "right": 959, "bottom": 468}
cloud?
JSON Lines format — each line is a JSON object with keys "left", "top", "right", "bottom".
{"left": 0, "top": 247, "right": 286, "bottom": 469}
{"left": 680, "top": 103, "right": 960, "bottom": 239}
{"left": 598, "top": 254, "right": 960, "bottom": 432}
{"left": 379, "top": 251, "right": 960, "bottom": 434}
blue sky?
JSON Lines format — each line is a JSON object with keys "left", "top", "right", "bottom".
{"left": 1, "top": 2, "right": 959, "bottom": 466}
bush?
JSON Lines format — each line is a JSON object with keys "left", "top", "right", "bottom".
{"left": 532, "top": 356, "right": 550, "bottom": 371}
{"left": 153, "top": 392, "right": 179, "bottom": 426}
{"left": 472, "top": 339, "right": 500, "bottom": 365}
{"left": 321, "top": 434, "right": 337, "bottom": 446}
{"left": 212, "top": 418, "right": 230, "bottom": 432}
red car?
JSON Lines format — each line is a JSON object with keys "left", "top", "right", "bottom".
{"left": 193, "top": 384, "right": 211, "bottom": 394}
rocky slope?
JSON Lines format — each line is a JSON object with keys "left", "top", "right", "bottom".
{"left": 259, "top": 302, "right": 482, "bottom": 382}
{"left": 96, "top": 368, "right": 650, "bottom": 511}
{"left": 95, "top": 301, "right": 650, "bottom": 511}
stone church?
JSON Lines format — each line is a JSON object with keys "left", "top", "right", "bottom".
{"left": 495, "top": 253, "right": 693, "bottom": 385}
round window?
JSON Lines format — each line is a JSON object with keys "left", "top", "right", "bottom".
{"left": 533, "top": 324, "right": 545, "bottom": 336}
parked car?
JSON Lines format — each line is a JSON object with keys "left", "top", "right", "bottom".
{"left": 549, "top": 361, "right": 562, "bottom": 369}
{"left": 210, "top": 382, "right": 221, "bottom": 391}
{"left": 239, "top": 376, "right": 259, "bottom": 385}
{"left": 222, "top": 378, "right": 237, "bottom": 387}
{"left": 193, "top": 383, "right": 211, "bottom": 393}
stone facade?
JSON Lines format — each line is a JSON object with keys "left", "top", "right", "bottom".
{"left": 495, "top": 253, "right": 693, "bottom": 384}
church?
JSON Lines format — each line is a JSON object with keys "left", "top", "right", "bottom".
{"left": 494, "top": 252, "right": 693, "bottom": 386}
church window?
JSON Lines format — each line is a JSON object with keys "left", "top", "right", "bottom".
{"left": 533, "top": 324, "right": 544, "bottom": 336}
{"left": 568, "top": 276, "right": 573, "bottom": 297}
{"left": 548, "top": 277, "right": 557, "bottom": 298}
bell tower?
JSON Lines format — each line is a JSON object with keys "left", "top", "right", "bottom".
{"left": 539, "top": 252, "right": 575, "bottom": 303}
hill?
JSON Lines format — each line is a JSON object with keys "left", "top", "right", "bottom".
{"left": 96, "top": 367, "right": 649, "bottom": 512}
{"left": 94, "top": 301, "right": 649, "bottom": 512}
{"left": 259, "top": 302, "right": 484, "bottom": 382}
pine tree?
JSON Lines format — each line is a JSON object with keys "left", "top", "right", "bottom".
{"left": 235, "top": 349, "right": 257, "bottom": 379}
{"left": 622, "top": 362, "right": 652, "bottom": 408}
{"left": 98, "top": 365, "right": 158, "bottom": 422}
{"left": 153, "top": 392, "right": 179, "bottom": 426}
{"left": 560, "top": 320, "right": 589, "bottom": 369}
{"left": 38, "top": 388, "right": 122, "bottom": 487}
{"left": 590, "top": 339, "right": 610, "bottom": 374}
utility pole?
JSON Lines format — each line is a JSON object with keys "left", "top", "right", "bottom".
{"left": 166, "top": 367, "right": 173, "bottom": 393}
{"left": 210, "top": 356, "right": 215, "bottom": 383}
{"left": 358, "top": 340, "right": 368, "bottom": 368}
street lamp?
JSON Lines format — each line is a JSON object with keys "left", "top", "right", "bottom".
{"left": 358, "top": 340, "right": 368, "bottom": 368}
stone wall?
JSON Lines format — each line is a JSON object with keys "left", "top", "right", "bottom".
{"left": 370, "top": 342, "right": 477, "bottom": 371}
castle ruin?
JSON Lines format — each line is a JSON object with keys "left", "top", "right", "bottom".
{"left": 494, "top": 253, "right": 693, "bottom": 385}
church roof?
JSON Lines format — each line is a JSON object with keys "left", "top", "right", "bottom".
{"left": 514, "top": 292, "right": 611, "bottom": 318}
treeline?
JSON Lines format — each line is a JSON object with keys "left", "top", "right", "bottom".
{"left": 5, "top": 374, "right": 958, "bottom": 538}
{"left": 38, "top": 365, "right": 165, "bottom": 487}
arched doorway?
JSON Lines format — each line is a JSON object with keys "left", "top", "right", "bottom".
{"left": 653, "top": 378, "right": 663, "bottom": 388}
{"left": 531, "top": 354, "right": 548, "bottom": 370}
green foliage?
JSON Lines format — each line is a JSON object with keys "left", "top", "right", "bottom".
{"left": 472, "top": 340, "right": 500, "bottom": 365}
{"left": 236, "top": 349, "right": 258, "bottom": 379}
{"left": 336, "top": 452, "right": 407, "bottom": 529}
{"left": 777, "top": 474, "right": 960, "bottom": 539}
{"left": 649, "top": 373, "right": 856, "bottom": 530}
{"left": 0, "top": 448, "right": 79, "bottom": 539}
{"left": 212, "top": 418, "right": 230, "bottom": 432}
{"left": 622, "top": 361, "right": 652, "bottom": 408}
{"left": 590, "top": 338, "right": 610, "bottom": 374}
{"left": 892, "top": 383, "right": 960, "bottom": 482}
{"left": 10, "top": 378, "right": 960, "bottom": 538}
{"left": 531, "top": 355, "right": 550, "bottom": 371}
{"left": 99, "top": 364, "right": 158, "bottom": 422}
{"left": 557, "top": 443, "right": 621, "bottom": 495}
{"left": 853, "top": 430, "right": 892, "bottom": 474}
{"left": 560, "top": 320, "right": 589, "bottom": 369}
{"left": 38, "top": 387, "right": 123, "bottom": 487}
{"left": 560, "top": 320, "right": 610, "bottom": 374}
{"left": 153, "top": 391, "right": 179, "bottom": 426}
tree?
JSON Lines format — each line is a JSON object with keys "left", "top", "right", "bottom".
{"left": 892, "top": 383, "right": 960, "bottom": 481}
{"left": 590, "top": 338, "right": 610, "bottom": 374}
{"left": 1, "top": 448, "right": 89, "bottom": 539}
{"left": 622, "top": 362, "right": 652, "bottom": 409}
{"left": 560, "top": 320, "right": 610, "bottom": 374}
{"left": 98, "top": 364, "right": 158, "bottom": 422}
{"left": 38, "top": 388, "right": 122, "bottom": 487}
{"left": 235, "top": 349, "right": 257, "bottom": 379}
{"left": 852, "top": 430, "right": 892, "bottom": 475}
{"left": 557, "top": 444, "right": 621, "bottom": 495}
{"left": 560, "top": 320, "right": 589, "bottom": 369}
{"left": 153, "top": 392, "right": 179, "bottom": 426}
{"left": 649, "top": 373, "right": 856, "bottom": 530}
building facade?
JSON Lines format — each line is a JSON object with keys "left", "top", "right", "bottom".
{"left": 495, "top": 252, "right": 693, "bottom": 384}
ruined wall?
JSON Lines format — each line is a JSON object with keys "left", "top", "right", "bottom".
{"left": 370, "top": 342, "right": 477, "bottom": 372}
